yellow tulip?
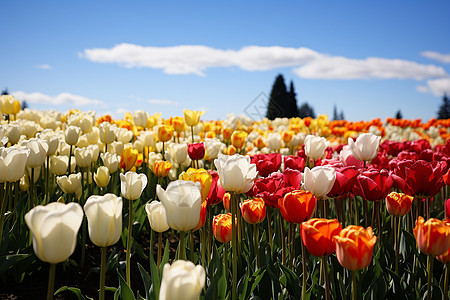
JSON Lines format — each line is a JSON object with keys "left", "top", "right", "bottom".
{"left": 179, "top": 168, "right": 212, "bottom": 202}
{"left": 157, "top": 125, "right": 174, "bottom": 142}
{"left": 120, "top": 147, "right": 138, "bottom": 172}
{"left": 184, "top": 109, "right": 205, "bottom": 127}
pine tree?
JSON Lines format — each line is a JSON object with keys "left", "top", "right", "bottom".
{"left": 1, "top": 88, "right": 8, "bottom": 95}
{"left": 298, "top": 102, "right": 316, "bottom": 118}
{"left": 287, "top": 81, "right": 299, "bottom": 118}
{"left": 395, "top": 110, "right": 403, "bottom": 119}
{"left": 266, "top": 74, "right": 290, "bottom": 120}
{"left": 333, "top": 105, "right": 339, "bottom": 121}
{"left": 437, "top": 94, "right": 450, "bottom": 120}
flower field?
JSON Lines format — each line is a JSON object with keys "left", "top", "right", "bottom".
{"left": 0, "top": 94, "right": 450, "bottom": 300}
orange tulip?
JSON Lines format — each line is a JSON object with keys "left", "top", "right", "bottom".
{"left": 222, "top": 128, "right": 233, "bottom": 140}
{"left": 193, "top": 201, "right": 207, "bottom": 231}
{"left": 333, "top": 225, "right": 377, "bottom": 271}
{"left": 227, "top": 145, "right": 237, "bottom": 156}
{"left": 231, "top": 131, "right": 247, "bottom": 149}
{"left": 223, "top": 192, "right": 231, "bottom": 211}
{"left": 213, "top": 213, "right": 233, "bottom": 243}
{"left": 120, "top": 147, "right": 138, "bottom": 172}
{"left": 157, "top": 125, "right": 174, "bottom": 142}
{"left": 281, "top": 131, "right": 294, "bottom": 144}
{"left": 385, "top": 192, "right": 414, "bottom": 217}
{"left": 278, "top": 190, "right": 316, "bottom": 224}
{"left": 172, "top": 116, "right": 186, "bottom": 132}
{"left": 301, "top": 218, "right": 342, "bottom": 257}
{"left": 153, "top": 161, "right": 172, "bottom": 177}
{"left": 179, "top": 168, "right": 212, "bottom": 202}
{"left": 240, "top": 197, "right": 266, "bottom": 224}
{"left": 413, "top": 217, "right": 450, "bottom": 256}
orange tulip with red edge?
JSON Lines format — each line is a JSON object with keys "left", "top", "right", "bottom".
{"left": 333, "top": 225, "right": 377, "bottom": 271}
{"left": 281, "top": 131, "right": 294, "bottom": 144}
{"left": 413, "top": 217, "right": 450, "bottom": 256}
{"left": 231, "top": 131, "right": 247, "bottom": 149}
{"left": 240, "top": 197, "right": 266, "bottom": 224}
{"left": 213, "top": 213, "right": 233, "bottom": 243}
{"left": 301, "top": 218, "right": 342, "bottom": 257}
{"left": 222, "top": 128, "right": 233, "bottom": 140}
{"left": 437, "top": 246, "right": 450, "bottom": 264}
{"left": 157, "top": 125, "right": 174, "bottom": 142}
{"left": 385, "top": 192, "right": 414, "bottom": 217}
{"left": 227, "top": 145, "right": 237, "bottom": 156}
{"left": 278, "top": 190, "right": 316, "bottom": 224}
{"left": 222, "top": 192, "right": 231, "bottom": 211}
{"left": 193, "top": 201, "right": 207, "bottom": 231}
{"left": 120, "top": 147, "right": 138, "bottom": 172}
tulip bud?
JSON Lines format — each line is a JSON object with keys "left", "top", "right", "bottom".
{"left": 133, "top": 110, "right": 149, "bottom": 128}
{"left": 240, "top": 197, "right": 266, "bottom": 224}
{"left": 100, "top": 152, "right": 120, "bottom": 174}
{"left": 84, "top": 194, "right": 122, "bottom": 247}
{"left": 348, "top": 133, "right": 381, "bottom": 162}
{"left": 94, "top": 166, "right": 111, "bottom": 188}
{"left": 214, "top": 154, "right": 258, "bottom": 194}
{"left": 74, "top": 147, "right": 92, "bottom": 168}
{"left": 25, "top": 202, "right": 83, "bottom": 264}
{"left": 153, "top": 160, "right": 172, "bottom": 177}
{"left": 222, "top": 192, "right": 231, "bottom": 211}
{"left": 65, "top": 125, "right": 81, "bottom": 146}
{"left": 120, "top": 147, "right": 138, "bottom": 172}
{"left": 157, "top": 125, "right": 174, "bottom": 142}
{"left": 99, "top": 122, "right": 116, "bottom": 145}
{"left": 386, "top": 192, "right": 414, "bottom": 217}
{"left": 184, "top": 109, "right": 205, "bottom": 127}
{"left": 267, "top": 132, "right": 282, "bottom": 151}
{"left": 57, "top": 173, "right": 82, "bottom": 195}
{"left": 145, "top": 201, "right": 170, "bottom": 233}
{"left": 22, "top": 138, "right": 49, "bottom": 168}
{"left": 188, "top": 143, "right": 205, "bottom": 161}
{"left": 301, "top": 218, "right": 342, "bottom": 257}
{"left": 159, "top": 260, "right": 205, "bottom": 300}
{"left": 413, "top": 216, "right": 450, "bottom": 256}
{"left": 120, "top": 171, "right": 147, "bottom": 200}
{"left": 0, "top": 146, "right": 30, "bottom": 182}
{"left": 5, "top": 124, "right": 22, "bottom": 145}
{"left": 172, "top": 116, "right": 186, "bottom": 132}
{"left": 213, "top": 213, "right": 233, "bottom": 243}
{"left": 304, "top": 166, "right": 336, "bottom": 198}
{"left": 305, "top": 135, "right": 328, "bottom": 161}
{"left": 231, "top": 131, "right": 247, "bottom": 149}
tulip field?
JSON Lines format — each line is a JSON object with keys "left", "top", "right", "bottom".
{"left": 1, "top": 94, "right": 450, "bottom": 300}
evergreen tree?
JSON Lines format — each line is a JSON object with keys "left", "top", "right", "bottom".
{"left": 437, "top": 94, "right": 450, "bottom": 119}
{"left": 395, "top": 110, "right": 403, "bottom": 119}
{"left": 266, "top": 74, "right": 290, "bottom": 120}
{"left": 339, "top": 110, "right": 345, "bottom": 121}
{"left": 298, "top": 102, "right": 316, "bottom": 118}
{"left": 1, "top": 88, "right": 8, "bottom": 95}
{"left": 333, "top": 105, "right": 339, "bottom": 121}
{"left": 287, "top": 81, "right": 299, "bottom": 118}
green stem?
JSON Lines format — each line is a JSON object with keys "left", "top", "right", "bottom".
{"left": 322, "top": 256, "right": 331, "bottom": 300}
{"left": 99, "top": 247, "right": 107, "bottom": 300}
{"left": 224, "top": 242, "right": 228, "bottom": 281}
{"left": 253, "top": 224, "right": 260, "bottom": 269}
{"left": 231, "top": 192, "right": 237, "bottom": 300}
{"left": 191, "top": 126, "right": 194, "bottom": 144}
{"left": 157, "top": 232, "right": 162, "bottom": 269}
{"left": 354, "top": 196, "right": 360, "bottom": 226}
{"left": 267, "top": 207, "right": 273, "bottom": 250}
{"left": 47, "top": 263, "right": 56, "bottom": 300}
{"left": 444, "top": 263, "right": 449, "bottom": 300}
{"left": 280, "top": 215, "right": 286, "bottom": 266}
{"left": 395, "top": 216, "right": 401, "bottom": 275}
{"left": 427, "top": 255, "right": 433, "bottom": 300}
{"left": 352, "top": 271, "right": 357, "bottom": 300}
{"left": 189, "top": 231, "right": 195, "bottom": 262}
{"left": 200, "top": 228, "right": 206, "bottom": 267}
{"left": 0, "top": 182, "right": 9, "bottom": 252}
{"left": 68, "top": 145, "right": 72, "bottom": 175}
{"left": 126, "top": 198, "right": 133, "bottom": 286}
{"left": 301, "top": 239, "right": 307, "bottom": 300}
{"left": 179, "top": 231, "right": 186, "bottom": 260}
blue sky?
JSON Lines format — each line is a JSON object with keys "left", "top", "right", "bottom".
{"left": 1, "top": 0, "right": 449, "bottom": 122}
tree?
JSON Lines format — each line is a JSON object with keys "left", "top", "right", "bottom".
{"left": 266, "top": 74, "right": 290, "bottom": 120}
{"left": 298, "top": 102, "right": 316, "bottom": 118}
{"left": 287, "top": 81, "right": 299, "bottom": 118}
{"left": 1, "top": 88, "right": 8, "bottom": 95}
{"left": 437, "top": 94, "right": 450, "bottom": 120}
{"left": 395, "top": 110, "right": 403, "bottom": 119}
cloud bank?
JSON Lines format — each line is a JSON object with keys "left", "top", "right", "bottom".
{"left": 421, "top": 51, "right": 450, "bottom": 64}
{"left": 81, "top": 44, "right": 447, "bottom": 80}
{"left": 12, "top": 91, "right": 103, "bottom": 106}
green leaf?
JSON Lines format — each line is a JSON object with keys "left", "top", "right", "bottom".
{"left": 159, "top": 239, "right": 170, "bottom": 274}
{"left": 117, "top": 270, "right": 135, "bottom": 300}
{"left": 0, "top": 254, "right": 30, "bottom": 273}
{"left": 279, "top": 263, "right": 300, "bottom": 298}
{"left": 54, "top": 286, "right": 87, "bottom": 300}
{"left": 149, "top": 245, "right": 161, "bottom": 299}
{"left": 138, "top": 263, "right": 151, "bottom": 300}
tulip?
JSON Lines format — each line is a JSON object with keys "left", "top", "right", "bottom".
{"left": 157, "top": 125, "right": 174, "bottom": 142}
{"left": 213, "top": 213, "right": 233, "bottom": 243}
{"left": 119, "top": 147, "right": 138, "bottom": 172}
{"left": 305, "top": 135, "right": 328, "bottom": 161}
{"left": 251, "top": 153, "right": 281, "bottom": 177}
{"left": 120, "top": 171, "right": 147, "bottom": 201}
{"left": 74, "top": 147, "right": 92, "bottom": 168}
{"left": 22, "top": 138, "right": 49, "bottom": 168}
{"left": 0, "top": 146, "right": 30, "bottom": 182}
{"left": 184, "top": 109, "right": 205, "bottom": 127}
{"left": 204, "top": 138, "right": 223, "bottom": 160}
{"left": 333, "top": 225, "right": 377, "bottom": 271}
{"left": 267, "top": 132, "right": 282, "bottom": 151}
{"left": 115, "top": 127, "right": 133, "bottom": 144}
{"left": 193, "top": 201, "right": 207, "bottom": 231}
{"left": 222, "top": 192, "right": 231, "bottom": 211}
{"left": 386, "top": 192, "right": 414, "bottom": 217}
{"left": 165, "top": 143, "right": 189, "bottom": 166}
{"left": 5, "top": 123, "right": 22, "bottom": 144}
{"left": 278, "top": 190, "right": 316, "bottom": 224}
{"left": 37, "top": 130, "right": 59, "bottom": 156}
{"left": 348, "top": 133, "right": 381, "bottom": 162}
{"left": 86, "top": 126, "right": 99, "bottom": 144}
{"left": 100, "top": 152, "right": 120, "bottom": 174}
{"left": 413, "top": 216, "right": 450, "bottom": 256}
{"left": 240, "top": 197, "right": 266, "bottom": 224}
{"left": 304, "top": 166, "right": 336, "bottom": 198}
{"left": 214, "top": 154, "right": 258, "bottom": 194}
{"left": 25, "top": 202, "right": 84, "bottom": 264}
{"left": 99, "top": 122, "right": 116, "bottom": 145}
{"left": 172, "top": 116, "right": 186, "bottom": 132}
{"left": 94, "top": 166, "right": 111, "bottom": 188}
{"left": 327, "top": 166, "right": 359, "bottom": 199}
{"left": 206, "top": 170, "right": 226, "bottom": 206}
{"left": 231, "top": 130, "right": 247, "bottom": 149}
{"left": 156, "top": 180, "right": 202, "bottom": 232}
{"left": 352, "top": 169, "right": 393, "bottom": 202}
{"left": 300, "top": 218, "right": 342, "bottom": 257}
{"left": 84, "top": 194, "right": 122, "bottom": 247}
{"left": 68, "top": 113, "right": 94, "bottom": 134}
{"left": 446, "top": 198, "right": 450, "bottom": 222}
{"left": 179, "top": 168, "right": 212, "bottom": 202}
{"left": 145, "top": 201, "right": 170, "bottom": 233}
{"left": 339, "top": 145, "right": 364, "bottom": 169}
{"left": 282, "top": 131, "right": 294, "bottom": 144}
{"left": 153, "top": 160, "right": 172, "bottom": 177}
{"left": 188, "top": 142, "right": 205, "bottom": 160}
{"left": 133, "top": 110, "right": 149, "bottom": 127}
{"left": 50, "top": 156, "right": 69, "bottom": 176}
{"left": 284, "top": 155, "right": 306, "bottom": 172}
{"left": 57, "top": 173, "right": 82, "bottom": 200}
{"left": 65, "top": 125, "right": 81, "bottom": 146}
{"left": 159, "top": 260, "right": 205, "bottom": 300}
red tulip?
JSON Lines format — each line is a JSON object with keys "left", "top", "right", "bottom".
{"left": 327, "top": 166, "right": 359, "bottom": 199}
{"left": 188, "top": 143, "right": 205, "bottom": 160}
{"left": 352, "top": 169, "right": 393, "bottom": 201}
{"left": 251, "top": 153, "right": 281, "bottom": 177}
{"left": 301, "top": 218, "right": 342, "bottom": 257}
{"left": 284, "top": 155, "right": 306, "bottom": 172}
{"left": 206, "top": 170, "right": 226, "bottom": 206}
{"left": 446, "top": 198, "right": 450, "bottom": 222}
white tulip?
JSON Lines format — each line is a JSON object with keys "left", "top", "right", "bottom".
{"left": 304, "top": 166, "right": 336, "bottom": 198}
{"left": 145, "top": 201, "right": 170, "bottom": 233}
{"left": 120, "top": 171, "right": 147, "bottom": 200}
{"left": 348, "top": 133, "right": 381, "bottom": 162}
{"left": 22, "top": 138, "right": 49, "bottom": 168}
{"left": 159, "top": 260, "right": 205, "bottom": 300}
{"left": 304, "top": 135, "right": 328, "bottom": 160}
{"left": 0, "top": 146, "right": 30, "bottom": 182}
{"left": 214, "top": 154, "right": 258, "bottom": 193}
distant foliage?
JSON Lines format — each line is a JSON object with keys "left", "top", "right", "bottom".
{"left": 437, "top": 94, "right": 450, "bottom": 119}
{"left": 298, "top": 102, "right": 316, "bottom": 118}
{"left": 395, "top": 110, "right": 403, "bottom": 119}
{"left": 266, "top": 74, "right": 299, "bottom": 120}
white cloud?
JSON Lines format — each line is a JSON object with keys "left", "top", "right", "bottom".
{"left": 147, "top": 99, "right": 179, "bottom": 105}
{"left": 421, "top": 51, "right": 450, "bottom": 63}
{"left": 11, "top": 91, "right": 103, "bottom": 106}
{"left": 416, "top": 85, "right": 429, "bottom": 93}
{"left": 293, "top": 56, "right": 447, "bottom": 80}
{"left": 425, "top": 78, "right": 450, "bottom": 96}
{"left": 80, "top": 44, "right": 323, "bottom": 75}
{"left": 81, "top": 43, "right": 447, "bottom": 80}
{"left": 35, "top": 64, "right": 52, "bottom": 70}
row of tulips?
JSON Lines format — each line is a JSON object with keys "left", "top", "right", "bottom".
{"left": 0, "top": 98, "right": 450, "bottom": 299}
